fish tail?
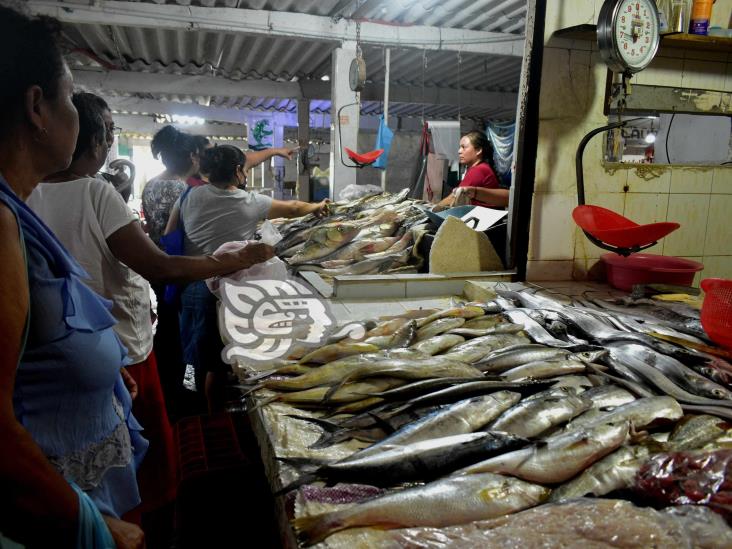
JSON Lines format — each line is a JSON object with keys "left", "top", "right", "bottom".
{"left": 240, "top": 381, "right": 267, "bottom": 396}
{"left": 273, "top": 472, "right": 319, "bottom": 497}
{"left": 284, "top": 414, "right": 341, "bottom": 432}
{"left": 248, "top": 394, "right": 280, "bottom": 411}
{"left": 293, "top": 512, "right": 347, "bottom": 546}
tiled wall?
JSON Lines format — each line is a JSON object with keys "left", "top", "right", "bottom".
{"left": 527, "top": 0, "right": 732, "bottom": 284}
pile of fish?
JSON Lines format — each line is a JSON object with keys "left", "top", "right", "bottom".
{"left": 242, "top": 289, "right": 732, "bottom": 546}
{"left": 270, "top": 189, "right": 429, "bottom": 276}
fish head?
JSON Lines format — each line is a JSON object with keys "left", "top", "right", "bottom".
{"left": 573, "top": 350, "right": 608, "bottom": 363}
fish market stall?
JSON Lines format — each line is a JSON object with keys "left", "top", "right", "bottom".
{"left": 237, "top": 282, "right": 732, "bottom": 548}
{"left": 270, "top": 190, "right": 512, "bottom": 298}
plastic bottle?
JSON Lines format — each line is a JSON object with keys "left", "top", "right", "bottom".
{"left": 689, "top": 0, "right": 713, "bottom": 35}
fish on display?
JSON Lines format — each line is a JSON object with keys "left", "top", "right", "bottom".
{"left": 564, "top": 396, "right": 683, "bottom": 432}
{"left": 447, "top": 323, "right": 526, "bottom": 338}
{"left": 254, "top": 378, "right": 406, "bottom": 409}
{"left": 365, "top": 320, "right": 417, "bottom": 349}
{"left": 410, "top": 333, "right": 465, "bottom": 356}
{"left": 549, "top": 444, "right": 651, "bottom": 502}
{"left": 287, "top": 223, "right": 361, "bottom": 265}
{"left": 667, "top": 414, "right": 731, "bottom": 451}
{"left": 476, "top": 344, "right": 571, "bottom": 373}
{"left": 278, "top": 431, "right": 528, "bottom": 495}
{"left": 415, "top": 317, "right": 466, "bottom": 341}
{"left": 354, "top": 392, "right": 522, "bottom": 459}
{"left": 445, "top": 333, "right": 530, "bottom": 364}
{"left": 580, "top": 385, "right": 637, "bottom": 409}
{"left": 455, "top": 421, "right": 629, "bottom": 484}
{"left": 489, "top": 389, "right": 592, "bottom": 438}
{"left": 292, "top": 472, "right": 549, "bottom": 545}
{"left": 298, "top": 342, "right": 380, "bottom": 364}
{"left": 415, "top": 306, "right": 486, "bottom": 328}
{"left": 401, "top": 379, "right": 555, "bottom": 409}
{"left": 462, "top": 315, "right": 504, "bottom": 329}
{"left": 365, "top": 377, "right": 491, "bottom": 402}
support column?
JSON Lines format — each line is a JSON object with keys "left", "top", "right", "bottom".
{"left": 380, "top": 47, "right": 390, "bottom": 192}
{"left": 329, "top": 41, "right": 359, "bottom": 200}
{"left": 297, "top": 99, "right": 311, "bottom": 201}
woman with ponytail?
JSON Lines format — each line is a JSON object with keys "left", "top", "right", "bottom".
{"left": 165, "top": 144, "right": 329, "bottom": 412}
{"left": 434, "top": 130, "right": 509, "bottom": 211}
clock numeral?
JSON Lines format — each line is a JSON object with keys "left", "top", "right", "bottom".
{"left": 621, "top": 15, "right": 626, "bottom": 23}
{"left": 640, "top": 46, "right": 645, "bottom": 53}
{"left": 627, "top": 5, "right": 632, "bottom": 12}
{"left": 636, "top": 2, "right": 640, "bottom": 10}
{"left": 645, "top": 36, "right": 650, "bottom": 43}
{"left": 624, "top": 42, "right": 628, "bottom": 49}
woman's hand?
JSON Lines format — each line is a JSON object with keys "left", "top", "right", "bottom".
{"left": 276, "top": 147, "right": 299, "bottom": 161}
{"left": 215, "top": 243, "right": 276, "bottom": 272}
{"left": 102, "top": 516, "right": 145, "bottom": 549}
{"left": 313, "top": 199, "right": 331, "bottom": 218}
{"left": 120, "top": 368, "right": 138, "bottom": 401}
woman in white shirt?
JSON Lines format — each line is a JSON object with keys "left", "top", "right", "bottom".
{"left": 28, "top": 93, "right": 273, "bottom": 525}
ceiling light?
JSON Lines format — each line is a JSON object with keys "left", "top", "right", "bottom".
{"left": 645, "top": 132, "right": 656, "bottom": 144}
{"left": 321, "top": 75, "right": 330, "bottom": 81}
{"left": 172, "top": 115, "right": 205, "bottom": 125}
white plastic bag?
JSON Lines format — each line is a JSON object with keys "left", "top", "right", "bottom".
{"left": 338, "top": 183, "right": 382, "bottom": 202}
{"left": 206, "top": 240, "right": 288, "bottom": 297}
{"left": 259, "top": 219, "right": 283, "bottom": 246}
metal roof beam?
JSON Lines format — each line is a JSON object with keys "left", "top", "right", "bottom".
{"left": 71, "top": 68, "right": 518, "bottom": 110}
{"left": 29, "top": 0, "right": 524, "bottom": 57}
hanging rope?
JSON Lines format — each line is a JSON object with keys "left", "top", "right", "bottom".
{"left": 421, "top": 49, "right": 427, "bottom": 125}
{"left": 457, "top": 49, "right": 462, "bottom": 125}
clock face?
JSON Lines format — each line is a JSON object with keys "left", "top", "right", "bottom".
{"left": 613, "top": 0, "right": 659, "bottom": 70}
{"left": 598, "top": 0, "right": 660, "bottom": 73}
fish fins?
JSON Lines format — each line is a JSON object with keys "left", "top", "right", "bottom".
{"left": 292, "top": 512, "right": 347, "bottom": 546}
{"left": 322, "top": 374, "right": 355, "bottom": 403}
{"left": 284, "top": 414, "right": 341, "bottom": 433}
{"left": 273, "top": 472, "right": 320, "bottom": 497}
{"left": 275, "top": 456, "right": 326, "bottom": 470}
{"left": 248, "top": 394, "right": 279, "bottom": 411}
{"left": 366, "top": 412, "right": 397, "bottom": 434}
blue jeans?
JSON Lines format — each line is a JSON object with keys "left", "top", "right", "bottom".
{"left": 179, "top": 281, "right": 229, "bottom": 392}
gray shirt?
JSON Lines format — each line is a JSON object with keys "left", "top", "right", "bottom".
{"left": 178, "top": 185, "right": 273, "bottom": 256}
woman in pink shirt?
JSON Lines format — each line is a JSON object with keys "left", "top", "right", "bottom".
{"left": 435, "top": 130, "right": 509, "bottom": 210}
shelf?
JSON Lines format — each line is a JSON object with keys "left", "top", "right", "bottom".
{"left": 554, "top": 24, "right": 732, "bottom": 53}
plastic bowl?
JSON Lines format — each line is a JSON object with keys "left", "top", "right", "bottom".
{"left": 701, "top": 278, "right": 732, "bottom": 350}
{"left": 601, "top": 253, "right": 704, "bottom": 292}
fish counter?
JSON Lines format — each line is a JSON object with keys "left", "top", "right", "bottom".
{"left": 237, "top": 283, "right": 732, "bottom": 548}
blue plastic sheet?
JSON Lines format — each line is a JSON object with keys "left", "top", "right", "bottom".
{"left": 373, "top": 115, "right": 393, "bottom": 170}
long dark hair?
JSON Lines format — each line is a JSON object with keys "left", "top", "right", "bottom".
{"left": 71, "top": 92, "right": 109, "bottom": 162}
{"left": 0, "top": 6, "right": 65, "bottom": 140}
{"left": 200, "top": 145, "right": 247, "bottom": 185}
{"left": 463, "top": 130, "right": 497, "bottom": 174}
{"left": 151, "top": 125, "right": 198, "bottom": 176}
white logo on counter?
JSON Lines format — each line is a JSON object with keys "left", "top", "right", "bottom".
{"left": 219, "top": 278, "right": 364, "bottom": 363}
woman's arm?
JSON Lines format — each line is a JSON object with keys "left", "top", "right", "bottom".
{"left": 0, "top": 205, "right": 79, "bottom": 548}
{"left": 108, "top": 220, "right": 274, "bottom": 284}
{"left": 462, "top": 186, "right": 510, "bottom": 208}
{"left": 244, "top": 147, "right": 297, "bottom": 170}
{"left": 267, "top": 198, "right": 329, "bottom": 219}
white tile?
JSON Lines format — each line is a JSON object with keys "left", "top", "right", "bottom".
{"left": 528, "top": 192, "right": 578, "bottom": 261}
{"left": 663, "top": 194, "right": 712, "bottom": 256}
{"left": 681, "top": 59, "right": 727, "bottom": 91}
{"left": 338, "top": 299, "right": 406, "bottom": 318}
{"left": 700, "top": 256, "right": 732, "bottom": 281}
{"left": 635, "top": 56, "right": 684, "bottom": 87}
{"left": 684, "top": 49, "right": 728, "bottom": 63}
{"left": 397, "top": 297, "right": 454, "bottom": 311}
{"left": 626, "top": 168, "right": 671, "bottom": 194}
{"left": 526, "top": 260, "right": 574, "bottom": 281}
{"left": 539, "top": 49, "right": 594, "bottom": 121}
{"left": 335, "top": 281, "right": 406, "bottom": 300}
{"left": 544, "top": 1, "right": 597, "bottom": 39}
{"left": 405, "top": 280, "right": 465, "bottom": 298}
{"left": 670, "top": 168, "right": 714, "bottom": 194}
{"left": 327, "top": 302, "right": 353, "bottom": 323}
{"left": 623, "top": 192, "right": 670, "bottom": 224}
{"left": 725, "top": 62, "right": 732, "bottom": 94}
{"left": 712, "top": 168, "right": 732, "bottom": 194}
{"left": 704, "top": 194, "right": 732, "bottom": 256}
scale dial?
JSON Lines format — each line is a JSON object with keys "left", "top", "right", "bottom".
{"left": 598, "top": 0, "right": 660, "bottom": 74}
{"left": 349, "top": 57, "right": 366, "bottom": 92}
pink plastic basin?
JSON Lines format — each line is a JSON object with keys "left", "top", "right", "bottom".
{"left": 601, "top": 253, "right": 704, "bottom": 292}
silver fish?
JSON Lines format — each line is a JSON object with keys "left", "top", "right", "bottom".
{"left": 549, "top": 445, "right": 650, "bottom": 502}
{"left": 447, "top": 323, "right": 525, "bottom": 338}
{"left": 445, "top": 333, "right": 530, "bottom": 364}
{"left": 668, "top": 414, "right": 731, "bottom": 451}
{"left": 456, "top": 421, "right": 629, "bottom": 483}
{"left": 501, "top": 359, "right": 588, "bottom": 381}
{"left": 410, "top": 333, "right": 465, "bottom": 356}
{"left": 415, "top": 317, "right": 466, "bottom": 342}
{"left": 490, "top": 391, "right": 592, "bottom": 438}
{"left": 477, "top": 344, "right": 571, "bottom": 373}
{"left": 292, "top": 472, "right": 549, "bottom": 545}
{"left": 564, "top": 396, "right": 683, "bottom": 432}
{"left": 580, "top": 385, "right": 637, "bottom": 409}
{"left": 355, "top": 392, "right": 522, "bottom": 459}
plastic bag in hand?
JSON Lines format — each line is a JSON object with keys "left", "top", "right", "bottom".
{"left": 206, "top": 240, "right": 288, "bottom": 297}
{"left": 259, "top": 219, "right": 283, "bottom": 246}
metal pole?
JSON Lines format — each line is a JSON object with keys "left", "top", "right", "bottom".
{"left": 381, "top": 47, "right": 390, "bottom": 192}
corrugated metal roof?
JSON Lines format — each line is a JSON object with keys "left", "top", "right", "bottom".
{"left": 52, "top": 0, "right": 525, "bottom": 125}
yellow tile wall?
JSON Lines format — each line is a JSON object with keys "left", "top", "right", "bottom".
{"left": 527, "top": 0, "right": 732, "bottom": 283}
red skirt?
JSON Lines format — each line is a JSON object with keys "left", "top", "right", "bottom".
{"left": 126, "top": 350, "right": 178, "bottom": 512}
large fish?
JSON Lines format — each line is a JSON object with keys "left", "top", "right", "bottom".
{"left": 292, "top": 472, "right": 549, "bottom": 545}
{"left": 279, "top": 431, "right": 528, "bottom": 495}
{"left": 456, "top": 421, "right": 629, "bottom": 483}
{"left": 355, "top": 392, "right": 522, "bottom": 459}
{"left": 298, "top": 342, "right": 380, "bottom": 364}
{"left": 287, "top": 223, "right": 361, "bottom": 265}
{"left": 549, "top": 444, "right": 651, "bottom": 502}
{"left": 254, "top": 378, "right": 405, "bottom": 409}
{"left": 477, "top": 344, "right": 571, "bottom": 373}
{"left": 489, "top": 389, "right": 592, "bottom": 438}
{"left": 564, "top": 396, "right": 683, "bottom": 432}
{"left": 445, "top": 333, "right": 530, "bottom": 364}
{"left": 415, "top": 317, "right": 466, "bottom": 341}
{"left": 410, "top": 333, "right": 465, "bottom": 356}
{"left": 259, "top": 354, "right": 482, "bottom": 392}
{"left": 415, "top": 306, "right": 486, "bottom": 328}
{"left": 667, "top": 414, "right": 730, "bottom": 451}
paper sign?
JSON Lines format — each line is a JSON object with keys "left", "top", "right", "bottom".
{"left": 460, "top": 206, "right": 508, "bottom": 232}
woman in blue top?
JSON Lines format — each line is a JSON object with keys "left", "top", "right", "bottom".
{"left": 0, "top": 6, "right": 145, "bottom": 548}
